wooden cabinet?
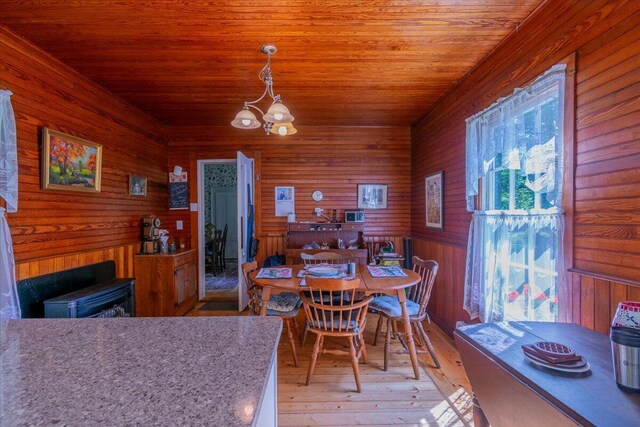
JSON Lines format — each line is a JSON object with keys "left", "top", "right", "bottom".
{"left": 134, "top": 249, "right": 198, "bottom": 316}
{"left": 285, "top": 223, "right": 367, "bottom": 264}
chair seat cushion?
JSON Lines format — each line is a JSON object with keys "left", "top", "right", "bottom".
{"left": 266, "top": 292, "right": 301, "bottom": 313}
{"left": 309, "top": 310, "right": 360, "bottom": 331}
{"left": 369, "top": 295, "right": 420, "bottom": 318}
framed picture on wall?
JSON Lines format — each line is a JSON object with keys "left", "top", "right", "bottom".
{"left": 357, "top": 184, "right": 387, "bottom": 209}
{"left": 129, "top": 175, "right": 147, "bottom": 196}
{"left": 425, "top": 171, "right": 443, "bottom": 229}
{"left": 41, "top": 128, "right": 102, "bottom": 192}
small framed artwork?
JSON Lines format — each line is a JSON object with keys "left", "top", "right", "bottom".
{"left": 357, "top": 184, "right": 388, "bottom": 209}
{"left": 129, "top": 175, "right": 147, "bottom": 196}
{"left": 275, "top": 186, "right": 295, "bottom": 216}
{"left": 425, "top": 171, "right": 443, "bottom": 229}
{"left": 41, "top": 128, "right": 102, "bottom": 192}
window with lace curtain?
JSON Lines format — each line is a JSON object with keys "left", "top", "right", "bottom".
{"left": 464, "top": 64, "right": 568, "bottom": 323}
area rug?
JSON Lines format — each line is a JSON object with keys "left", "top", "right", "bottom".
{"left": 197, "top": 301, "right": 239, "bottom": 311}
{"left": 205, "top": 259, "right": 238, "bottom": 291}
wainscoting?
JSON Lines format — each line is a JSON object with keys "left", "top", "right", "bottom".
{"left": 15, "top": 243, "right": 138, "bottom": 281}
{"left": 569, "top": 271, "right": 640, "bottom": 334}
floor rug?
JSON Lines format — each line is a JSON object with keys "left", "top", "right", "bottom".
{"left": 198, "top": 301, "right": 239, "bottom": 311}
{"left": 205, "top": 259, "right": 239, "bottom": 291}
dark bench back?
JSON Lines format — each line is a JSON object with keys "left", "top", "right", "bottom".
{"left": 17, "top": 261, "right": 117, "bottom": 318}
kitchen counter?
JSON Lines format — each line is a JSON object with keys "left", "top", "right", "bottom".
{"left": 1, "top": 316, "right": 282, "bottom": 426}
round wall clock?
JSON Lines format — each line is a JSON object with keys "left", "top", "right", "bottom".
{"left": 311, "top": 190, "right": 324, "bottom": 202}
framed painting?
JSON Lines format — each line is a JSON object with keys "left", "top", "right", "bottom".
{"left": 129, "top": 175, "right": 147, "bottom": 196}
{"left": 425, "top": 171, "right": 443, "bottom": 229}
{"left": 41, "top": 128, "right": 102, "bottom": 192}
{"left": 357, "top": 184, "right": 387, "bottom": 209}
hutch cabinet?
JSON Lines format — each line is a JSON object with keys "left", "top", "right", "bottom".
{"left": 285, "top": 222, "right": 368, "bottom": 264}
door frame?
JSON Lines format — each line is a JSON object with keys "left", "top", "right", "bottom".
{"left": 196, "top": 159, "right": 237, "bottom": 300}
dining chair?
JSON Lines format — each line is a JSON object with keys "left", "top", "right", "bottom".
{"left": 300, "top": 251, "right": 352, "bottom": 345}
{"left": 217, "top": 224, "right": 228, "bottom": 272}
{"left": 210, "top": 229, "right": 223, "bottom": 275}
{"left": 370, "top": 256, "right": 440, "bottom": 369}
{"left": 300, "top": 277, "right": 373, "bottom": 392}
{"left": 242, "top": 261, "right": 301, "bottom": 367}
{"left": 301, "top": 251, "right": 351, "bottom": 264}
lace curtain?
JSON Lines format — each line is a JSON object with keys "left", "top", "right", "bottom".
{"left": 0, "top": 90, "right": 20, "bottom": 319}
{"left": 463, "top": 65, "right": 566, "bottom": 323}
{"left": 465, "top": 64, "right": 566, "bottom": 212}
{"left": 464, "top": 212, "right": 565, "bottom": 322}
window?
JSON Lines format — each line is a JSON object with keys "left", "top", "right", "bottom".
{"left": 464, "top": 65, "right": 566, "bottom": 323}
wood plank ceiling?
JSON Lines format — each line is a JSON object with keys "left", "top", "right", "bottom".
{"left": 0, "top": 0, "right": 545, "bottom": 127}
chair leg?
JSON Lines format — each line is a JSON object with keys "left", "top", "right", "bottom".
{"left": 417, "top": 321, "right": 440, "bottom": 368}
{"left": 291, "top": 316, "right": 302, "bottom": 344}
{"left": 348, "top": 336, "right": 362, "bottom": 393}
{"left": 306, "top": 333, "right": 322, "bottom": 386}
{"left": 384, "top": 317, "right": 391, "bottom": 371}
{"left": 284, "top": 318, "right": 299, "bottom": 367}
{"left": 301, "top": 320, "right": 310, "bottom": 346}
{"left": 373, "top": 314, "right": 384, "bottom": 346}
{"left": 358, "top": 332, "right": 368, "bottom": 365}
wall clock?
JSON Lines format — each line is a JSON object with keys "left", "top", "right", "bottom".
{"left": 311, "top": 190, "right": 324, "bottom": 202}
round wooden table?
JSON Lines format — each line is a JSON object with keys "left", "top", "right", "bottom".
{"left": 249, "top": 264, "right": 423, "bottom": 380}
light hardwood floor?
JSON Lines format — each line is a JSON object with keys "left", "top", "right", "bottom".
{"left": 189, "top": 306, "right": 474, "bottom": 426}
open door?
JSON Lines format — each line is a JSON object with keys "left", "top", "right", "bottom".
{"left": 237, "top": 151, "right": 254, "bottom": 311}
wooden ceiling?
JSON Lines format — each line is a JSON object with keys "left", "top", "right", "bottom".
{"left": 0, "top": 1, "right": 545, "bottom": 127}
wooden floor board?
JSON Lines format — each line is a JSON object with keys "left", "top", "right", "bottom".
{"left": 277, "top": 314, "right": 471, "bottom": 426}
{"left": 186, "top": 306, "right": 473, "bottom": 426}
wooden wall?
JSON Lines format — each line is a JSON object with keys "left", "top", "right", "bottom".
{"left": 166, "top": 126, "right": 411, "bottom": 265}
{"left": 0, "top": 26, "right": 168, "bottom": 277}
{"left": 411, "top": 1, "right": 640, "bottom": 335}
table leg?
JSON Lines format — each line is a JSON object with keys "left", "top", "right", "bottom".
{"left": 260, "top": 287, "right": 272, "bottom": 316}
{"left": 397, "top": 289, "right": 420, "bottom": 380}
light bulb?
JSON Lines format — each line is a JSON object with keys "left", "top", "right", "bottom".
{"left": 274, "top": 112, "right": 283, "bottom": 121}
{"left": 278, "top": 126, "right": 288, "bottom": 136}
{"left": 241, "top": 119, "right": 251, "bottom": 126}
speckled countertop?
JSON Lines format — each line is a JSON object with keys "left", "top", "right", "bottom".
{"left": 0, "top": 316, "right": 282, "bottom": 426}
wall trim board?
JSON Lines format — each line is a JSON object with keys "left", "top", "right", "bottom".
{"left": 569, "top": 268, "right": 640, "bottom": 290}
{"left": 15, "top": 242, "right": 138, "bottom": 281}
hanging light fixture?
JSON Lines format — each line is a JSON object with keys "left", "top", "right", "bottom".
{"left": 231, "top": 44, "right": 295, "bottom": 135}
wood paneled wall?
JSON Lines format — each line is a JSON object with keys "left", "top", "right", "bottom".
{"left": 166, "top": 126, "right": 411, "bottom": 265}
{"left": 15, "top": 243, "right": 138, "bottom": 281}
{"left": 411, "top": 2, "right": 640, "bottom": 333}
{"left": 0, "top": 27, "right": 168, "bottom": 265}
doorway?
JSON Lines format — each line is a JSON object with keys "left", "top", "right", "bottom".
{"left": 199, "top": 161, "right": 238, "bottom": 301}
{"left": 196, "top": 153, "right": 254, "bottom": 311}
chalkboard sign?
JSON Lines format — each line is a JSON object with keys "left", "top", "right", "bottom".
{"left": 169, "top": 181, "right": 188, "bottom": 210}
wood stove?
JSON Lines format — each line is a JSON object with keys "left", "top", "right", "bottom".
{"left": 16, "top": 261, "right": 135, "bottom": 318}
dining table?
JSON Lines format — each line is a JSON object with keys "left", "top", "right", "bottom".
{"left": 249, "top": 264, "right": 424, "bottom": 380}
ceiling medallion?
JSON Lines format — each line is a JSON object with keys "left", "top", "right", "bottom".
{"left": 230, "top": 45, "right": 297, "bottom": 136}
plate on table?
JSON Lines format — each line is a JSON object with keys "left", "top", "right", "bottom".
{"left": 307, "top": 266, "right": 339, "bottom": 277}
{"left": 524, "top": 352, "right": 591, "bottom": 373}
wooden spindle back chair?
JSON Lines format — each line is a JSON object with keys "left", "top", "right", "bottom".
{"left": 242, "top": 261, "right": 301, "bottom": 367}
{"left": 300, "top": 277, "right": 373, "bottom": 392}
{"left": 301, "top": 251, "right": 352, "bottom": 265}
{"left": 371, "top": 256, "right": 440, "bottom": 369}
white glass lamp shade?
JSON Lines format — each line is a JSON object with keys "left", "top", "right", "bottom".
{"left": 231, "top": 108, "right": 261, "bottom": 129}
{"left": 269, "top": 122, "right": 297, "bottom": 136}
{"left": 263, "top": 100, "right": 294, "bottom": 123}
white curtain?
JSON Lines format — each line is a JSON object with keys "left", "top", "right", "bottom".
{"left": 464, "top": 65, "right": 566, "bottom": 323}
{"left": 465, "top": 64, "right": 566, "bottom": 212}
{"left": 464, "top": 211, "right": 565, "bottom": 322}
{"left": 0, "top": 90, "right": 20, "bottom": 319}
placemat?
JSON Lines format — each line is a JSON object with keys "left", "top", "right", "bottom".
{"left": 367, "top": 265, "right": 408, "bottom": 278}
{"left": 255, "top": 267, "right": 292, "bottom": 279}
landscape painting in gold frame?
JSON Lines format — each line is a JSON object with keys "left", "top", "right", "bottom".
{"left": 41, "top": 128, "right": 102, "bottom": 193}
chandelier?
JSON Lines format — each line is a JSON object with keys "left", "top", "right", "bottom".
{"left": 231, "top": 45, "right": 297, "bottom": 136}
